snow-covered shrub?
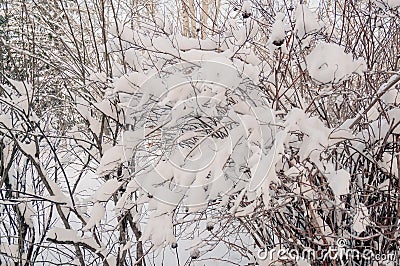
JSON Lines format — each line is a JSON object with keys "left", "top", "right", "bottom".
{"left": 1, "top": 0, "right": 400, "bottom": 265}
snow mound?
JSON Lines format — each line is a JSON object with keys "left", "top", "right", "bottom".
{"left": 295, "top": 4, "right": 323, "bottom": 39}
{"left": 306, "top": 42, "right": 366, "bottom": 84}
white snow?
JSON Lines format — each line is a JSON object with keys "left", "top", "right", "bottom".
{"left": 140, "top": 211, "right": 176, "bottom": 248}
{"left": 92, "top": 178, "right": 122, "bottom": 202}
{"left": 295, "top": 4, "right": 323, "bottom": 39}
{"left": 352, "top": 203, "right": 371, "bottom": 233}
{"left": 8, "top": 78, "right": 31, "bottom": 96}
{"left": 94, "top": 100, "right": 119, "bottom": 120}
{"left": 0, "top": 113, "right": 12, "bottom": 128}
{"left": 47, "top": 228, "right": 105, "bottom": 254}
{"left": 379, "top": 0, "right": 400, "bottom": 8}
{"left": 82, "top": 202, "right": 106, "bottom": 231}
{"left": 14, "top": 95, "right": 29, "bottom": 114}
{"left": 241, "top": 1, "right": 251, "bottom": 14}
{"left": 325, "top": 166, "right": 350, "bottom": 198}
{"left": 305, "top": 42, "right": 367, "bottom": 84}
{"left": 267, "top": 13, "right": 286, "bottom": 51}
{"left": 18, "top": 141, "right": 36, "bottom": 157}
{"left": 46, "top": 177, "right": 70, "bottom": 205}
{"left": 96, "top": 145, "right": 123, "bottom": 176}
{"left": 88, "top": 71, "right": 107, "bottom": 83}
{"left": 18, "top": 202, "right": 35, "bottom": 228}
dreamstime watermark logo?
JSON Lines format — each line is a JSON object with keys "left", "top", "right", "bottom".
{"left": 121, "top": 60, "right": 277, "bottom": 207}
{"left": 257, "top": 238, "right": 397, "bottom": 263}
